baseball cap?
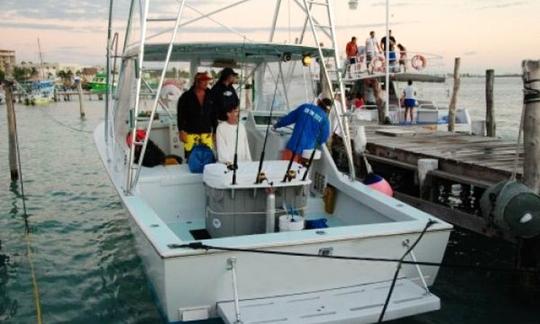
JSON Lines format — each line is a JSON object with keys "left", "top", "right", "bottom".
{"left": 195, "top": 72, "right": 212, "bottom": 81}
{"left": 220, "top": 67, "right": 238, "bottom": 79}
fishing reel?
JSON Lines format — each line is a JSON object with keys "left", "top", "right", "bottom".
{"left": 256, "top": 172, "right": 268, "bottom": 184}
{"left": 284, "top": 170, "right": 297, "bottom": 182}
{"left": 226, "top": 162, "right": 238, "bottom": 171}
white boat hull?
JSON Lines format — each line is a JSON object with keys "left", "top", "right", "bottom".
{"left": 94, "top": 122, "right": 451, "bottom": 323}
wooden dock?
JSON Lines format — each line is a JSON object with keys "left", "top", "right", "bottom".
{"left": 352, "top": 125, "right": 524, "bottom": 242}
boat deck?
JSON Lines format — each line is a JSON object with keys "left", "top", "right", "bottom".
{"left": 167, "top": 215, "right": 346, "bottom": 241}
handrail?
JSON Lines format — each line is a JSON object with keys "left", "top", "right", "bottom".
{"left": 131, "top": 0, "right": 186, "bottom": 192}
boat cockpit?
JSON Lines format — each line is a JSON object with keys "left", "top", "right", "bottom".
{"left": 106, "top": 42, "right": 442, "bottom": 251}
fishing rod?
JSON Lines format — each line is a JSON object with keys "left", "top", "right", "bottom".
{"left": 254, "top": 61, "right": 283, "bottom": 184}
{"left": 231, "top": 41, "right": 246, "bottom": 185}
{"left": 302, "top": 127, "right": 324, "bottom": 181}
{"left": 281, "top": 118, "right": 308, "bottom": 183}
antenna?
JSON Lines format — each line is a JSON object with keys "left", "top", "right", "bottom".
{"left": 37, "top": 38, "right": 45, "bottom": 80}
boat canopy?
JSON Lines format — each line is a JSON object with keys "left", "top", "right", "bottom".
{"left": 125, "top": 42, "right": 335, "bottom": 63}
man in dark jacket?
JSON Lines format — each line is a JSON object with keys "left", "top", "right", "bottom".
{"left": 177, "top": 72, "right": 216, "bottom": 158}
{"left": 210, "top": 67, "right": 239, "bottom": 121}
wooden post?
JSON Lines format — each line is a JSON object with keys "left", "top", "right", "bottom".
{"left": 485, "top": 69, "right": 496, "bottom": 137}
{"left": 448, "top": 57, "right": 461, "bottom": 132}
{"left": 76, "top": 79, "right": 86, "bottom": 118}
{"left": 4, "top": 81, "right": 19, "bottom": 180}
{"left": 522, "top": 60, "right": 540, "bottom": 194}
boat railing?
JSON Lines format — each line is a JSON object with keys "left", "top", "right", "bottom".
{"left": 418, "top": 103, "right": 439, "bottom": 111}
{"left": 314, "top": 50, "right": 445, "bottom": 80}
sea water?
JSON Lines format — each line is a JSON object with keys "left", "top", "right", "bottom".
{"left": 1, "top": 78, "right": 538, "bottom": 323}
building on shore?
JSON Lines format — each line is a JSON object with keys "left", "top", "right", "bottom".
{"left": 0, "top": 49, "right": 16, "bottom": 72}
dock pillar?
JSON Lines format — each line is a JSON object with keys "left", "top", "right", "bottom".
{"left": 523, "top": 60, "right": 540, "bottom": 194}
{"left": 76, "top": 79, "right": 86, "bottom": 119}
{"left": 486, "top": 69, "right": 496, "bottom": 137}
{"left": 417, "top": 159, "right": 438, "bottom": 198}
{"left": 4, "top": 81, "right": 19, "bottom": 181}
{"left": 448, "top": 57, "right": 461, "bottom": 132}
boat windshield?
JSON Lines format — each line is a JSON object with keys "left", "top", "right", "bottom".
{"left": 255, "top": 60, "right": 318, "bottom": 113}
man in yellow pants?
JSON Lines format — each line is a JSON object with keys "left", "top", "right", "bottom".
{"left": 177, "top": 72, "right": 216, "bottom": 158}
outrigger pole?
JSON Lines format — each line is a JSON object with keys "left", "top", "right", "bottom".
{"left": 105, "top": 0, "right": 114, "bottom": 142}
{"left": 384, "top": 0, "right": 390, "bottom": 121}
{"left": 255, "top": 66, "right": 283, "bottom": 184}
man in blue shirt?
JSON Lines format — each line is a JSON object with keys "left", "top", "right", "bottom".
{"left": 273, "top": 97, "right": 332, "bottom": 162}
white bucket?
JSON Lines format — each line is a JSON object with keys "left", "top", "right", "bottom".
{"left": 279, "top": 215, "right": 305, "bottom": 232}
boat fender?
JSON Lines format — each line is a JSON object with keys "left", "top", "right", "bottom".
{"left": 363, "top": 173, "right": 393, "bottom": 197}
{"left": 411, "top": 55, "right": 427, "bottom": 71}
{"left": 353, "top": 125, "right": 367, "bottom": 154}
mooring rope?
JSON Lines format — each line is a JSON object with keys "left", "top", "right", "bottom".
{"left": 38, "top": 107, "right": 93, "bottom": 134}
{"left": 171, "top": 219, "right": 537, "bottom": 322}
{"left": 168, "top": 233, "right": 537, "bottom": 274}
{"left": 12, "top": 99, "right": 44, "bottom": 324}
{"left": 378, "top": 220, "right": 435, "bottom": 322}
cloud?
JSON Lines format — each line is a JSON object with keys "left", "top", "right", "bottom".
{"left": 477, "top": 1, "right": 528, "bottom": 10}
{"left": 370, "top": 1, "right": 424, "bottom": 7}
{"left": 463, "top": 51, "right": 477, "bottom": 56}
{"left": 0, "top": 21, "right": 102, "bottom": 33}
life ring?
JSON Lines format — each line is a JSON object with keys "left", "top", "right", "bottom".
{"left": 411, "top": 55, "right": 427, "bottom": 71}
{"left": 371, "top": 56, "right": 385, "bottom": 73}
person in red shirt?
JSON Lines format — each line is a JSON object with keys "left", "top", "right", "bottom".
{"left": 345, "top": 36, "right": 359, "bottom": 64}
{"left": 353, "top": 93, "right": 365, "bottom": 109}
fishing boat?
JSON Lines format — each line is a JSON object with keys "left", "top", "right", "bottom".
{"left": 94, "top": 1, "right": 452, "bottom": 323}
{"left": 323, "top": 53, "right": 472, "bottom": 132}
{"left": 88, "top": 72, "right": 115, "bottom": 94}
{"left": 21, "top": 39, "right": 55, "bottom": 105}
{"left": 21, "top": 79, "right": 55, "bottom": 105}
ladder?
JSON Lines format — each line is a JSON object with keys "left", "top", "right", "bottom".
{"left": 298, "top": 0, "right": 357, "bottom": 180}
{"left": 125, "top": 0, "right": 187, "bottom": 193}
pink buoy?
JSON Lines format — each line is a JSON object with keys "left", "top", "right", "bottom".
{"left": 363, "top": 173, "right": 393, "bottom": 197}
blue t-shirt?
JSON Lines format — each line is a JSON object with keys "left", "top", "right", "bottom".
{"left": 274, "top": 103, "right": 330, "bottom": 154}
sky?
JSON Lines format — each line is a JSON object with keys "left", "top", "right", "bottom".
{"left": 0, "top": 0, "right": 539, "bottom": 74}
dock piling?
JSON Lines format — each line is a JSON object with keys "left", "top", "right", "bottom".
{"left": 4, "top": 81, "right": 19, "bottom": 180}
{"left": 448, "top": 57, "right": 461, "bottom": 132}
{"left": 486, "top": 69, "right": 496, "bottom": 137}
{"left": 76, "top": 80, "right": 86, "bottom": 119}
{"left": 522, "top": 60, "right": 540, "bottom": 194}
{"left": 417, "top": 159, "right": 438, "bottom": 198}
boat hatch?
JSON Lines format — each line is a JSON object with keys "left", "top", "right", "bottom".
{"left": 217, "top": 278, "right": 439, "bottom": 324}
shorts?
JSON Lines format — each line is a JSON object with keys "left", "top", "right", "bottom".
{"left": 184, "top": 133, "right": 213, "bottom": 152}
{"left": 349, "top": 57, "right": 357, "bottom": 64}
{"left": 366, "top": 53, "right": 374, "bottom": 63}
{"left": 404, "top": 99, "right": 416, "bottom": 108}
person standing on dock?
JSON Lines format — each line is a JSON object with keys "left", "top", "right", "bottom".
{"left": 397, "top": 43, "right": 408, "bottom": 72}
{"left": 365, "top": 31, "right": 382, "bottom": 74}
{"left": 345, "top": 36, "right": 359, "bottom": 76}
{"left": 177, "top": 72, "right": 216, "bottom": 159}
{"left": 210, "top": 67, "right": 239, "bottom": 123}
{"left": 401, "top": 79, "right": 417, "bottom": 123}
